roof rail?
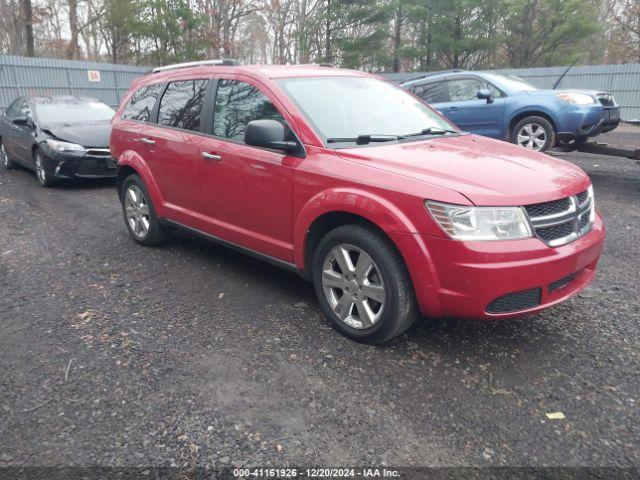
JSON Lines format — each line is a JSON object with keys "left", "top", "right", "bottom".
{"left": 151, "top": 59, "right": 242, "bottom": 73}
{"left": 294, "top": 63, "right": 335, "bottom": 68}
{"left": 399, "top": 69, "right": 467, "bottom": 84}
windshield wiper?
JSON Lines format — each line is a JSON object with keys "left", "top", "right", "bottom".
{"left": 327, "top": 134, "right": 400, "bottom": 145}
{"left": 398, "top": 127, "right": 459, "bottom": 138}
{"left": 327, "top": 128, "right": 458, "bottom": 145}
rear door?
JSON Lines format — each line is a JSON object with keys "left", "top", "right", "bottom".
{"left": 442, "top": 77, "right": 505, "bottom": 138}
{"left": 411, "top": 79, "right": 450, "bottom": 113}
{"left": 196, "top": 77, "right": 295, "bottom": 261}
{"left": 141, "top": 78, "right": 210, "bottom": 222}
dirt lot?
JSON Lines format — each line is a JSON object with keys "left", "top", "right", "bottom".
{"left": 0, "top": 127, "right": 638, "bottom": 469}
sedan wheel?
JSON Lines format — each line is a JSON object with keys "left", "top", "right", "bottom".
{"left": 34, "top": 151, "right": 53, "bottom": 187}
{"left": 124, "top": 184, "right": 151, "bottom": 239}
{"left": 0, "top": 143, "right": 12, "bottom": 169}
{"left": 517, "top": 123, "right": 547, "bottom": 151}
{"left": 321, "top": 243, "right": 386, "bottom": 329}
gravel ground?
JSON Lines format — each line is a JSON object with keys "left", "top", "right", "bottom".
{"left": 0, "top": 128, "right": 638, "bottom": 469}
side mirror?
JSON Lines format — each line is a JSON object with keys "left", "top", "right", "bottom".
{"left": 477, "top": 89, "right": 494, "bottom": 104}
{"left": 245, "top": 119, "right": 299, "bottom": 154}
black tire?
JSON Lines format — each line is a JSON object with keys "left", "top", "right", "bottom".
{"left": 557, "top": 136, "right": 587, "bottom": 153}
{"left": 0, "top": 140, "right": 15, "bottom": 170}
{"left": 120, "top": 173, "right": 167, "bottom": 246}
{"left": 510, "top": 116, "right": 556, "bottom": 152}
{"left": 312, "top": 224, "right": 419, "bottom": 344}
{"left": 34, "top": 149, "right": 55, "bottom": 187}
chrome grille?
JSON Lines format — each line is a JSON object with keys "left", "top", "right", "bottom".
{"left": 524, "top": 198, "right": 571, "bottom": 218}
{"left": 524, "top": 189, "right": 594, "bottom": 247}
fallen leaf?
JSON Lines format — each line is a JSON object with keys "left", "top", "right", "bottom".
{"left": 546, "top": 412, "right": 565, "bottom": 420}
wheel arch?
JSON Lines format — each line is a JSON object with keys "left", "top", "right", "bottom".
{"left": 116, "top": 151, "right": 165, "bottom": 216}
{"left": 117, "top": 165, "right": 138, "bottom": 199}
{"left": 508, "top": 110, "right": 557, "bottom": 138}
{"left": 301, "top": 211, "right": 392, "bottom": 280}
{"left": 293, "top": 188, "right": 419, "bottom": 276}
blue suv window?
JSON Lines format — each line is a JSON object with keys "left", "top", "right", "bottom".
{"left": 413, "top": 82, "right": 448, "bottom": 103}
{"left": 447, "top": 78, "right": 503, "bottom": 101}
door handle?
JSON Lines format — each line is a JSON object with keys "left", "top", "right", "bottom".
{"left": 449, "top": 106, "right": 460, "bottom": 112}
{"left": 201, "top": 152, "right": 222, "bottom": 161}
{"left": 140, "top": 137, "right": 156, "bottom": 145}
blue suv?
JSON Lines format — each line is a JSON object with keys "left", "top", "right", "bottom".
{"left": 401, "top": 71, "right": 620, "bottom": 152}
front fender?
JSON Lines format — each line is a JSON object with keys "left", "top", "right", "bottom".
{"left": 506, "top": 102, "right": 558, "bottom": 129}
{"left": 293, "top": 188, "right": 443, "bottom": 317}
{"left": 293, "top": 187, "right": 418, "bottom": 265}
{"left": 118, "top": 150, "right": 166, "bottom": 217}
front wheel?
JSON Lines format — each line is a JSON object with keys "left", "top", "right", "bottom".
{"left": 34, "top": 150, "right": 54, "bottom": 187}
{"left": 312, "top": 224, "right": 419, "bottom": 344}
{"left": 0, "top": 141, "right": 15, "bottom": 170}
{"left": 511, "top": 116, "right": 555, "bottom": 152}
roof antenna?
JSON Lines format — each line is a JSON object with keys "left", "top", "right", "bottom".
{"left": 552, "top": 58, "right": 579, "bottom": 90}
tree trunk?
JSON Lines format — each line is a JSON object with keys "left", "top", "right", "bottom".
{"left": 67, "top": 0, "right": 79, "bottom": 59}
{"left": 393, "top": 6, "right": 403, "bottom": 72}
{"left": 452, "top": 15, "right": 461, "bottom": 68}
{"left": 426, "top": 6, "right": 432, "bottom": 70}
{"left": 21, "top": 0, "right": 35, "bottom": 56}
{"left": 325, "top": 0, "right": 331, "bottom": 63}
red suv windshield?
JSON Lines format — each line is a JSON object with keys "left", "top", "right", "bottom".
{"left": 277, "top": 76, "right": 455, "bottom": 145}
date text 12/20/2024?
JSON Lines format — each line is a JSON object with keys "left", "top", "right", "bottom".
{"left": 233, "top": 468, "right": 400, "bottom": 478}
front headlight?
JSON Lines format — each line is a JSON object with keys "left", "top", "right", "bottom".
{"left": 46, "top": 139, "right": 87, "bottom": 153}
{"left": 556, "top": 93, "right": 597, "bottom": 105}
{"left": 425, "top": 201, "right": 533, "bottom": 240}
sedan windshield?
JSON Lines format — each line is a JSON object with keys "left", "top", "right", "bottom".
{"left": 277, "top": 76, "right": 456, "bottom": 145}
{"left": 36, "top": 100, "right": 115, "bottom": 124}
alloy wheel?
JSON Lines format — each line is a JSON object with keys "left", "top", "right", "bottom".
{"left": 124, "top": 185, "right": 151, "bottom": 239}
{"left": 35, "top": 154, "right": 47, "bottom": 184}
{"left": 1, "top": 144, "right": 8, "bottom": 167}
{"left": 321, "top": 243, "right": 386, "bottom": 329}
{"left": 517, "top": 123, "right": 547, "bottom": 151}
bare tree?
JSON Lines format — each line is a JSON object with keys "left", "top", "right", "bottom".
{"left": 67, "top": 0, "right": 80, "bottom": 58}
{"left": 20, "top": 0, "right": 35, "bottom": 56}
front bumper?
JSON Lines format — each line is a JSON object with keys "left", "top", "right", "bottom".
{"left": 599, "top": 106, "right": 620, "bottom": 133}
{"left": 392, "top": 213, "right": 605, "bottom": 319}
{"left": 556, "top": 105, "right": 620, "bottom": 141}
{"left": 44, "top": 147, "right": 117, "bottom": 179}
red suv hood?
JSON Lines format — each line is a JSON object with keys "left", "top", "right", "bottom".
{"left": 335, "top": 134, "right": 590, "bottom": 206}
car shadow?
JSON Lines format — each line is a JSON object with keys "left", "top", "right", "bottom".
{"left": 161, "top": 227, "right": 566, "bottom": 358}
{"left": 3, "top": 164, "right": 117, "bottom": 191}
{"left": 51, "top": 177, "right": 117, "bottom": 191}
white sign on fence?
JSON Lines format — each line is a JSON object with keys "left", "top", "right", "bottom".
{"left": 87, "top": 70, "right": 101, "bottom": 82}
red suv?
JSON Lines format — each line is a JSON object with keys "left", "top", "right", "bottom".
{"left": 110, "top": 61, "right": 605, "bottom": 343}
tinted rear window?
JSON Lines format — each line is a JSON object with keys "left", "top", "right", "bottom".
{"left": 157, "top": 79, "right": 208, "bottom": 131}
{"left": 122, "top": 84, "right": 163, "bottom": 122}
